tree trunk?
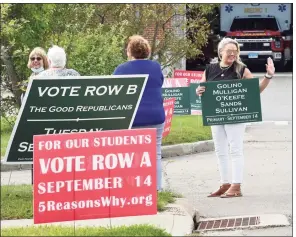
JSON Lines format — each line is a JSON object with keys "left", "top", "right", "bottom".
{"left": 1, "top": 46, "right": 21, "bottom": 107}
{"left": 150, "top": 21, "right": 159, "bottom": 60}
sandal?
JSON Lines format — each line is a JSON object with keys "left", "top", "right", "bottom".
{"left": 220, "top": 192, "right": 242, "bottom": 198}
{"left": 207, "top": 183, "right": 231, "bottom": 197}
{"left": 220, "top": 184, "right": 242, "bottom": 198}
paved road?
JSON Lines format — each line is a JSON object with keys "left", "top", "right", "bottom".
{"left": 163, "top": 122, "right": 292, "bottom": 236}
{"left": 254, "top": 73, "right": 292, "bottom": 122}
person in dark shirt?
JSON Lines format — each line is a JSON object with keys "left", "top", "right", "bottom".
{"left": 113, "top": 35, "right": 165, "bottom": 191}
{"left": 196, "top": 37, "right": 275, "bottom": 198}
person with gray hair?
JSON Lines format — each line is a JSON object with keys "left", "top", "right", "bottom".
{"left": 196, "top": 37, "right": 275, "bottom": 198}
{"left": 38, "top": 45, "right": 80, "bottom": 77}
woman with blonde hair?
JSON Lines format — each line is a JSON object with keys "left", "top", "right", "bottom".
{"left": 27, "top": 47, "right": 49, "bottom": 78}
{"left": 196, "top": 37, "right": 275, "bottom": 198}
{"left": 20, "top": 47, "right": 49, "bottom": 102}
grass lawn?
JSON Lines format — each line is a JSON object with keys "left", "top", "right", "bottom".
{"left": 0, "top": 115, "right": 211, "bottom": 158}
{"left": 157, "top": 190, "right": 182, "bottom": 211}
{"left": 162, "top": 115, "right": 212, "bottom": 145}
{"left": 1, "top": 224, "right": 171, "bottom": 236}
{"left": 1, "top": 185, "right": 179, "bottom": 220}
{"left": 1, "top": 117, "right": 14, "bottom": 157}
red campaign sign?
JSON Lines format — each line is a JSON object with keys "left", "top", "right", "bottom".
{"left": 33, "top": 129, "right": 157, "bottom": 224}
{"left": 173, "top": 69, "right": 203, "bottom": 85}
{"left": 191, "top": 110, "right": 202, "bottom": 115}
{"left": 162, "top": 78, "right": 188, "bottom": 88}
{"left": 162, "top": 98, "right": 175, "bottom": 138}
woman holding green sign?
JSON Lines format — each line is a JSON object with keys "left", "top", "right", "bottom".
{"left": 196, "top": 37, "right": 275, "bottom": 198}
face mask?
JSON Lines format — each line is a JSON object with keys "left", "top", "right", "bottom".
{"left": 31, "top": 67, "right": 44, "bottom": 73}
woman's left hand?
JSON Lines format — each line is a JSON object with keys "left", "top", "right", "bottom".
{"left": 266, "top": 57, "right": 275, "bottom": 76}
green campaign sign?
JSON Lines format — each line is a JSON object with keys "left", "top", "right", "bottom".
{"left": 4, "top": 75, "right": 148, "bottom": 164}
{"left": 162, "top": 87, "right": 190, "bottom": 115}
{"left": 189, "top": 83, "right": 202, "bottom": 115}
{"left": 200, "top": 78, "right": 262, "bottom": 126}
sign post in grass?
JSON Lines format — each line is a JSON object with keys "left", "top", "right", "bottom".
{"left": 162, "top": 87, "right": 190, "bottom": 115}
{"left": 162, "top": 98, "right": 175, "bottom": 138}
{"left": 189, "top": 83, "right": 202, "bottom": 115}
{"left": 173, "top": 69, "right": 203, "bottom": 85}
{"left": 3, "top": 75, "right": 148, "bottom": 165}
{"left": 33, "top": 128, "right": 157, "bottom": 224}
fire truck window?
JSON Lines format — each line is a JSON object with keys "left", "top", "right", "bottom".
{"left": 230, "top": 18, "right": 279, "bottom": 31}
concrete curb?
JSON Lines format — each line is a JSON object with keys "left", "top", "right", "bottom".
{"left": 252, "top": 73, "right": 292, "bottom": 79}
{"left": 1, "top": 140, "right": 215, "bottom": 172}
{"left": 0, "top": 163, "right": 32, "bottom": 172}
{"left": 162, "top": 197, "right": 199, "bottom": 235}
{"left": 245, "top": 121, "right": 291, "bottom": 126}
{"left": 173, "top": 197, "right": 200, "bottom": 224}
{"left": 161, "top": 140, "right": 214, "bottom": 159}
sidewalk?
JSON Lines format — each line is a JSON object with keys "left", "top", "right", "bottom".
{"left": 1, "top": 208, "right": 193, "bottom": 236}
{"left": 0, "top": 188, "right": 195, "bottom": 236}
{"left": 163, "top": 122, "right": 292, "bottom": 236}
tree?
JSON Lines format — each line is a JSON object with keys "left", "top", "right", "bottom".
{"left": 0, "top": 4, "right": 122, "bottom": 110}
{"left": 68, "top": 25, "right": 126, "bottom": 76}
{"left": 112, "top": 4, "right": 219, "bottom": 74}
{"left": 1, "top": 3, "right": 218, "bottom": 115}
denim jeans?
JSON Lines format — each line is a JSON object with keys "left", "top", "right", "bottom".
{"left": 132, "top": 123, "right": 165, "bottom": 190}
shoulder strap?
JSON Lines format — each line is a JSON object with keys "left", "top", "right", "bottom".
{"left": 240, "top": 66, "right": 246, "bottom": 78}
{"left": 205, "top": 64, "right": 210, "bottom": 79}
{"left": 205, "top": 63, "right": 216, "bottom": 80}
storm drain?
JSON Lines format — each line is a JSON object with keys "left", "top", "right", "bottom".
{"left": 196, "top": 216, "right": 260, "bottom": 231}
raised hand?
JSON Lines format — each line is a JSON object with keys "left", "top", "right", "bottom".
{"left": 266, "top": 57, "right": 275, "bottom": 76}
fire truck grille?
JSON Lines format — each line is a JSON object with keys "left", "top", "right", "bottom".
{"left": 240, "top": 42, "right": 271, "bottom": 51}
{"left": 230, "top": 36, "right": 273, "bottom": 51}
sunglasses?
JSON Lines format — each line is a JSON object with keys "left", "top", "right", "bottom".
{"left": 225, "top": 50, "right": 238, "bottom": 56}
{"left": 30, "top": 57, "right": 42, "bottom": 61}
